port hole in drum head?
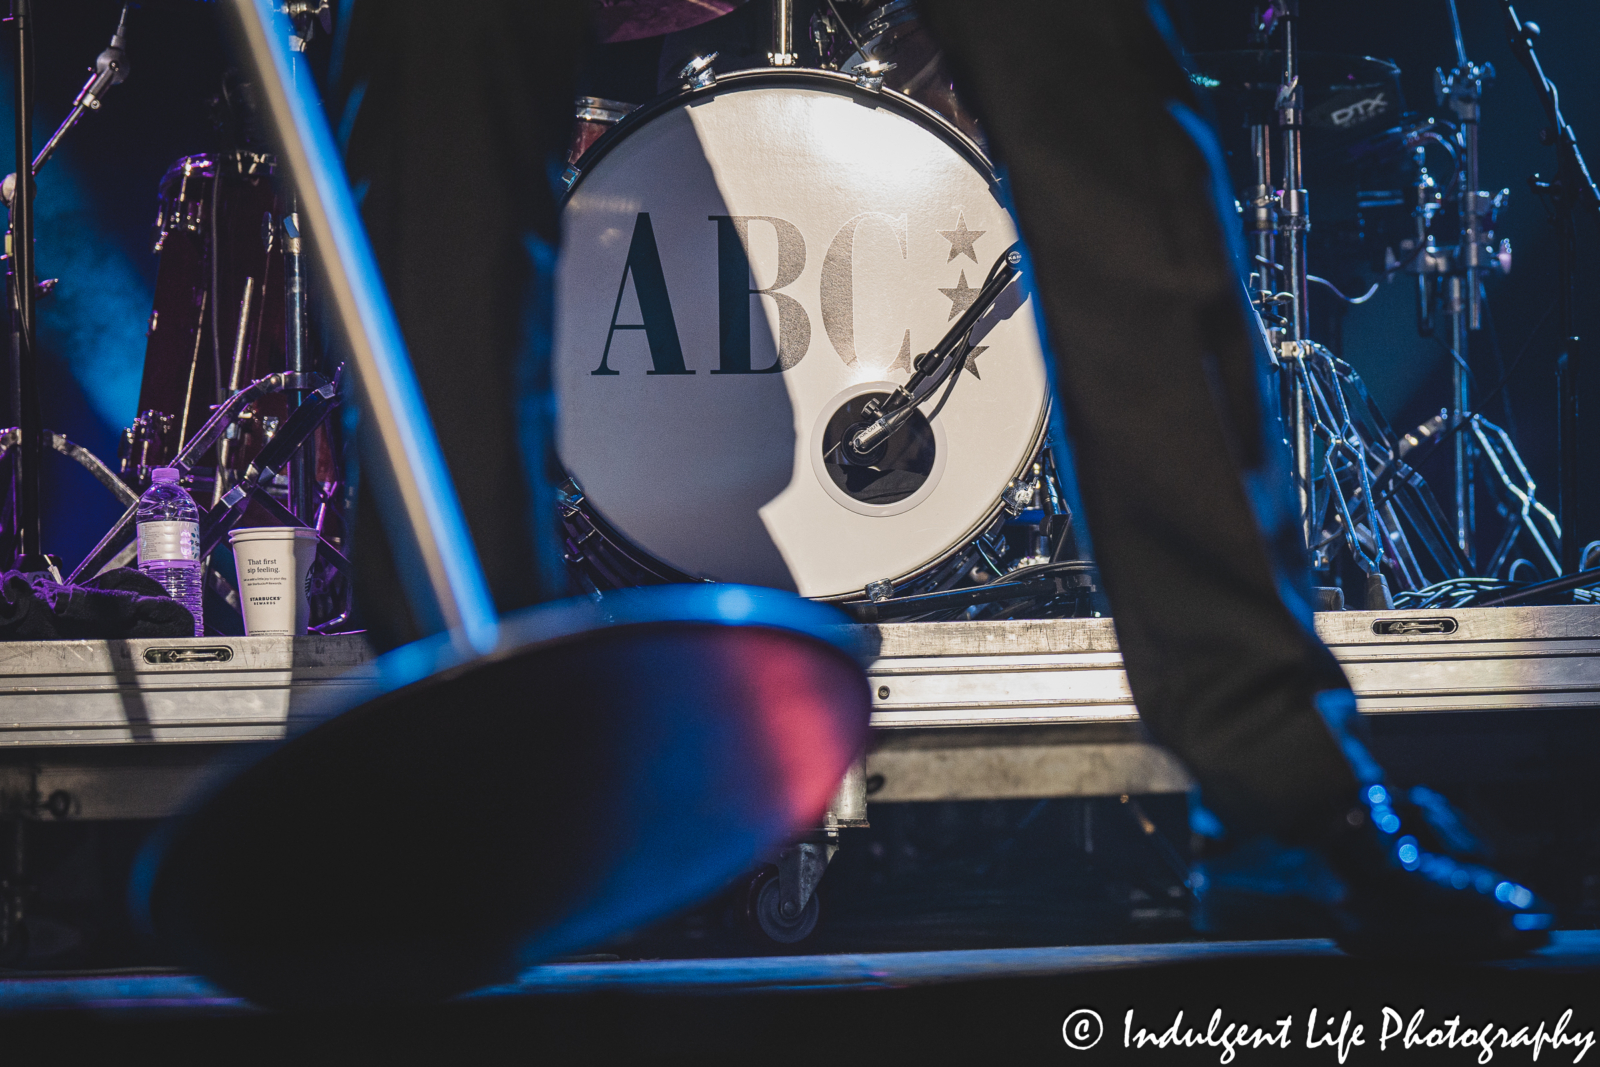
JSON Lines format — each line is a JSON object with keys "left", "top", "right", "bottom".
{"left": 820, "top": 392, "right": 937, "bottom": 506}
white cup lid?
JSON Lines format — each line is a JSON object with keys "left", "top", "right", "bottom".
{"left": 227, "top": 526, "right": 322, "bottom": 543}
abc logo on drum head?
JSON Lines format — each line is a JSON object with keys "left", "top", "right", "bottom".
{"left": 1062, "top": 1008, "right": 1104, "bottom": 1050}
{"left": 554, "top": 72, "right": 1050, "bottom": 599}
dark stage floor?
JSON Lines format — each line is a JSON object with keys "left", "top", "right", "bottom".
{"left": 1, "top": 933, "right": 1597, "bottom": 1063}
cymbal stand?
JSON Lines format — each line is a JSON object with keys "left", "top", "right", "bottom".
{"left": 1248, "top": 4, "right": 1418, "bottom": 602}
{"left": 1500, "top": 0, "right": 1600, "bottom": 574}
{"left": 1244, "top": 6, "right": 1277, "bottom": 291}
{"left": 1246, "top": 124, "right": 1276, "bottom": 288}
{"left": 1434, "top": 0, "right": 1496, "bottom": 567}
{"left": 1273, "top": 1, "right": 1316, "bottom": 557}
{"left": 281, "top": 8, "right": 320, "bottom": 523}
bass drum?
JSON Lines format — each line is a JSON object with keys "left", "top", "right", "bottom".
{"left": 554, "top": 68, "right": 1050, "bottom": 600}
{"left": 844, "top": 0, "right": 985, "bottom": 147}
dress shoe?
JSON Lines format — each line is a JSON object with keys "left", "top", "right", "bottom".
{"left": 1315, "top": 783, "right": 1552, "bottom": 959}
{"left": 1192, "top": 783, "right": 1553, "bottom": 959}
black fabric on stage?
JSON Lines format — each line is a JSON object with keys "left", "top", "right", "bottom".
{"left": 336, "top": 1, "right": 587, "bottom": 648}
{"left": 914, "top": 0, "right": 1361, "bottom": 833}
{"left": 336, "top": 0, "right": 1366, "bottom": 835}
{"left": 0, "top": 567, "right": 196, "bottom": 639}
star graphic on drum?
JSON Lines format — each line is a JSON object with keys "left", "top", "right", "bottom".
{"left": 939, "top": 271, "right": 981, "bottom": 320}
{"left": 964, "top": 345, "right": 988, "bottom": 379}
{"left": 938, "top": 213, "right": 985, "bottom": 263}
{"left": 890, "top": 330, "right": 913, "bottom": 373}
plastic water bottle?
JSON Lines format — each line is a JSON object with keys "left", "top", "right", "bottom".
{"left": 136, "top": 467, "right": 203, "bottom": 637}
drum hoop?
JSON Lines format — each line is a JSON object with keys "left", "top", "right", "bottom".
{"left": 558, "top": 67, "right": 1048, "bottom": 602}
{"left": 561, "top": 66, "right": 995, "bottom": 202}
{"left": 562, "top": 484, "right": 708, "bottom": 587}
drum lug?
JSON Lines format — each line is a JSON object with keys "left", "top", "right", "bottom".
{"left": 1002, "top": 478, "right": 1037, "bottom": 516}
{"left": 678, "top": 53, "right": 719, "bottom": 91}
{"left": 865, "top": 579, "right": 894, "bottom": 602}
{"left": 845, "top": 58, "right": 895, "bottom": 92}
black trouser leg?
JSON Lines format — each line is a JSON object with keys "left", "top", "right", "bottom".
{"left": 918, "top": 0, "right": 1362, "bottom": 834}
{"left": 335, "top": 0, "right": 586, "bottom": 649}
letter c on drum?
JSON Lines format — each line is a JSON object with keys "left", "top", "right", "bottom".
{"left": 1063, "top": 1008, "right": 1104, "bottom": 1050}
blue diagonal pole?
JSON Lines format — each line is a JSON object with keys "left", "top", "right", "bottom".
{"left": 224, "top": 0, "right": 498, "bottom": 653}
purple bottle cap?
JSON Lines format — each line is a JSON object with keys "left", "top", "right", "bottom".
{"left": 152, "top": 467, "right": 180, "bottom": 485}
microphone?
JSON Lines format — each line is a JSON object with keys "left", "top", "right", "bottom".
{"left": 75, "top": 3, "right": 132, "bottom": 113}
{"left": 10, "top": 2, "right": 134, "bottom": 192}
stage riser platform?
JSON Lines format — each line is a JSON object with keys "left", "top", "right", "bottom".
{"left": 862, "top": 605, "right": 1600, "bottom": 801}
{"left": 0, "top": 606, "right": 1591, "bottom": 816}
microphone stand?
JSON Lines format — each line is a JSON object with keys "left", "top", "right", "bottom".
{"left": 1499, "top": 1, "right": 1600, "bottom": 573}
{"left": 3, "top": 3, "right": 129, "bottom": 573}
{"left": 32, "top": 3, "right": 127, "bottom": 176}
{"left": 6, "top": 0, "right": 42, "bottom": 572}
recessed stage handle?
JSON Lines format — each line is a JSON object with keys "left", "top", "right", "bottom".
{"left": 1372, "top": 617, "right": 1459, "bottom": 636}
{"left": 144, "top": 646, "right": 236, "bottom": 665}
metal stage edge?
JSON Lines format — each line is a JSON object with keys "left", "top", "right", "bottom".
{"left": 0, "top": 604, "right": 1591, "bottom": 820}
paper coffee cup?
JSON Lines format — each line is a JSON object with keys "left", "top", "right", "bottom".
{"left": 228, "top": 527, "right": 321, "bottom": 636}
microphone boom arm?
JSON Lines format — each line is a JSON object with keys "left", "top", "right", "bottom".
{"left": 4, "top": 2, "right": 129, "bottom": 204}
{"left": 848, "top": 244, "right": 1023, "bottom": 456}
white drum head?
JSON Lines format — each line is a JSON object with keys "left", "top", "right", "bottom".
{"left": 555, "top": 74, "right": 1050, "bottom": 599}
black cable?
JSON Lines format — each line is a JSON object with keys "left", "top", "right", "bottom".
{"left": 1479, "top": 296, "right": 1520, "bottom": 440}
{"left": 1430, "top": 334, "right": 1476, "bottom": 384}
{"left": 1476, "top": 299, "right": 1556, "bottom": 419}
{"left": 1307, "top": 274, "right": 1378, "bottom": 305}
{"left": 1479, "top": 562, "right": 1600, "bottom": 606}
{"left": 844, "top": 560, "right": 1097, "bottom": 622}
{"left": 823, "top": 0, "right": 866, "bottom": 54}
{"left": 1372, "top": 299, "right": 1556, "bottom": 507}
{"left": 920, "top": 337, "right": 968, "bottom": 424}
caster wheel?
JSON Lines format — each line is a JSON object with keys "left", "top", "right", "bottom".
{"left": 750, "top": 868, "right": 820, "bottom": 944}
